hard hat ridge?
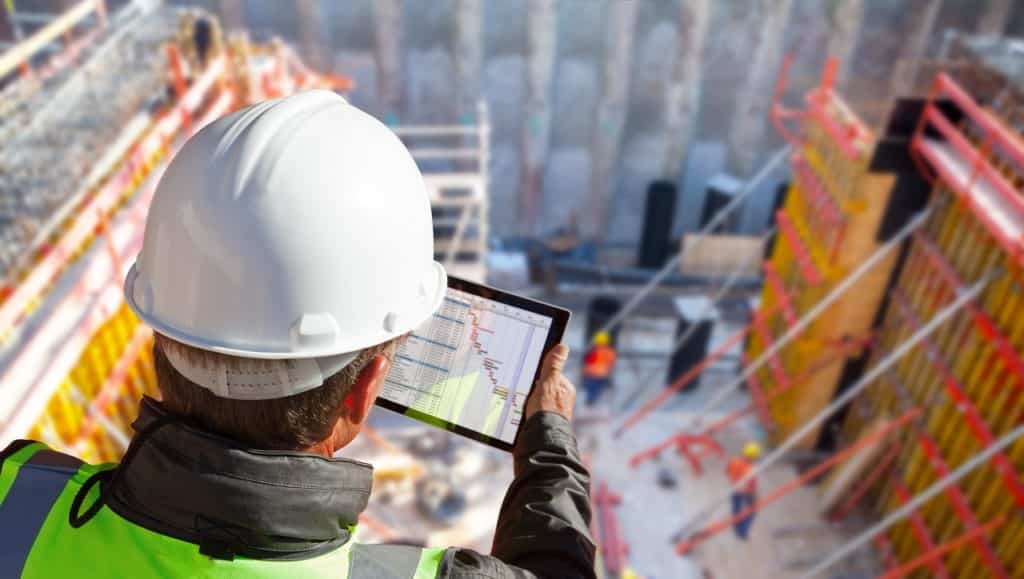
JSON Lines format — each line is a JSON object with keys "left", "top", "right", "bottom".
{"left": 209, "top": 90, "right": 342, "bottom": 200}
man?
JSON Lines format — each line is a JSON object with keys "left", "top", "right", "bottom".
{"left": 582, "top": 331, "right": 616, "bottom": 406}
{"left": 0, "top": 91, "right": 595, "bottom": 578}
{"left": 726, "top": 441, "right": 761, "bottom": 541}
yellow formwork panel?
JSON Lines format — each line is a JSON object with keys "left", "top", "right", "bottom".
{"left": 29, "top": 303, "right": 155, "bottom": 463}
{"left": 842, "top": 180, "right": 1024, "bottom": 577}
{"left": 744, "top": 92, "right": 906, "bottom": 449}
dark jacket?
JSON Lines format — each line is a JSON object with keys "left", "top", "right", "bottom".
{"left": 99, "top": 398, "right": 596, "bottom": 578}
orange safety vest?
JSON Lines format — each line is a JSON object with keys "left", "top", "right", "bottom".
{"left": 583, "top": 345, "right": 616, "bottom": 378}
{"left": 726, "top": 457, "right": 757, "bottom": 494}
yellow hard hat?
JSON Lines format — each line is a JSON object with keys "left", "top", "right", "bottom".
{"left": 743, "top": 442, "right": 761, "bottom": 459}
{"left": 593, "top": 331, "right": 611, "bottom": 346}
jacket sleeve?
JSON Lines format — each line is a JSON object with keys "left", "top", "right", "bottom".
{"left": 438, "top": 411, "right": 596, "bottom": 579}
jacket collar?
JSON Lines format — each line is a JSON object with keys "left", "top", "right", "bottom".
{"left": 109, "top": 397, "right": 374, "bottom": 560}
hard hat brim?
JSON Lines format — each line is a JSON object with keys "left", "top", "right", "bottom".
{"left": 125, "top": 260, "right": 448, "bottom": 361}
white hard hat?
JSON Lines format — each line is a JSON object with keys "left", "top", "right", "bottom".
{"left": 125, "top": 90, "right": 446, "bottom": 399}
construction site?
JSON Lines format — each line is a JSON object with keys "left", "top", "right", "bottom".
{"left": 1, "top": 0, "right": 1024, "bottom": 577}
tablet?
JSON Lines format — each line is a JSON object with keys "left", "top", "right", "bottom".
{"left": 377, "top": 276, "right": 570, "bottom": 451}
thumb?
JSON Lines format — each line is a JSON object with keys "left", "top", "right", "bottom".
{"left": 540, "top": 344, "right": 569, "bottom": 382}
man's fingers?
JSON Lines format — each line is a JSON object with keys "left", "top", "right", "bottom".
{"left": 540, "top": 344, "right": 569, "bottom": 381}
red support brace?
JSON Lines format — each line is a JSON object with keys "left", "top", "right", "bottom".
{"left": 70, "top": 325, "right": 152, "bottom": 448}
{"left": 674, "top": 408, "right": 921, "bottom": 555}
{"left": 874, "top": 535, "right": 900, "bottom": 572}
{"left": 770, "top": 53, "right": 805, "bottom": 149}
{"left": 166, "top": 44, "right": 191, "bottom": 130}
{"left": 892, "top": 290, "right": 1024, "bottom": 508}
{"left": 830, "top": 442, "right": 902, "bottom": 522}
{"left": 615, "top": 301, "right": 784, "bottom": 437}
{"left": 776, "top": 211, "right": 825, "bottom": 285}
{"left": 630, "top": 341, "right": 870, "bottom": 469}
{"left": 914, "top": 231, "right": 1024, "bottom": 388}
{"left": 791, "top": 154, "right": 844, "bottom": 231}
{"left": 934, "top": 73, "right": 1024, "bottom": 171}
{"left": 806, "top": 90, "right": 864, "bottom": 161}
{"left": 790, "top": 154, "right": 848, "bottom": 263}
{"left": 877, "top": 516, "right": 1006, "bottom": 579}
{"left": 594, "top": 482, "right": 629, "bottom": 576}
{"left": 628, "top": 433, "right": 723, "bottom": 475}
{"left": 762, "top": 262, "right": 797, "bottom": 327}
{"left": 751, "top": 307, "right": 793, "bottom": 393}
{"left": 913, "top": 131, "right": 1023, "bottom": 260}
{"left": 911, "top": 73, "right": 1024, "bottom": 262}
{"left": 893, "top": 480, "right": 950, "bottom": 579}
{"left": 917, "top": 434, "right": 1010, "bottom": 579}
{"left": 95, "top": 209, "right": 124, "bottom": 283}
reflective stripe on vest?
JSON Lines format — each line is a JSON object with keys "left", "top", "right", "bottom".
{"left": 0, "top": 442, "right": 445, "bottom": 578}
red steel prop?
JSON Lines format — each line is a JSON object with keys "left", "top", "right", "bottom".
{"left": 876, "top": 516, "right": 1006, "bottom": 579}
{"left": 630, "top": 338, "right": 871, "bottom": 470}
{"left": 674, "top": 408, "right": 921, "bottom": 555}
{"left": 594, "top": 481, "right": 629, "bottom": 576}
{"left": 615, "top": 302, "right": 784, "bottom": 437}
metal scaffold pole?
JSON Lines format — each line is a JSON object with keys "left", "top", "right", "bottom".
{"left": 591, "top": 145, "right": 791, "bottom": 342}
{"left": 617, "top": 224, "right": 777, "bottom": 411}
{"left": 674, "top": 407, "right": 921, "bottom": 555}
{"left": 617, "top": 208, "right": 930, "bottom": 436}
{"left": 797, "top": 422, "right": 1024, "bottom": 579}
{"left": 673, "top": 270, "right": 992, "bottom": 541}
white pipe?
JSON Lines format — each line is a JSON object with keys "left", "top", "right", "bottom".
{"left": 618, "top": 225, "right": 776, "bottom": 411}
{"left": 674, "top": 224, "right": 775, "bottom": 350}
{"left": 675, "top": 270, "right": 990, "bottom": 539}
{"left": 681, "top": 209, "right": 930, "bottom": 434}
{"left": 798, "top": 422, "right": 1024, "bottom": 579}
{"left": 592, "top": 145, "right": 791, "bottom": 341}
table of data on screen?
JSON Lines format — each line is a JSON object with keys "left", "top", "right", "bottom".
{"left": 382, "top": 289, "right": 552, "bottom": 443}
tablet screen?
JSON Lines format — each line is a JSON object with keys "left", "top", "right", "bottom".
{"left": 377, "top": 279, "right": 567, "bottom": 450}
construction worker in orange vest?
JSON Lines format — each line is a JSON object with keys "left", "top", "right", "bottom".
{"left": 583, "top": 331, "right": 617, "bottom": 406}
{"left": 726, "top": 441, "right": 761, "bottom": 541}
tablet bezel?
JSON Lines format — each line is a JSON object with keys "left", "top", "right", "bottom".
{"left": 374, "top": 275, "right": 570, "bottom": 452}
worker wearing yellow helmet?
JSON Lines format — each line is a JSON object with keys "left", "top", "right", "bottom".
{"left": 583, "top": 329, "right": 617, "bottom": 406}
{"left": 726, "top": 441, "right": 762, "bottom": 541}
{"left": 744, "top": 441, "right": 762, "bottom": 459}
{"left": 0, "top": 92, "right": 596, "bottom": 578}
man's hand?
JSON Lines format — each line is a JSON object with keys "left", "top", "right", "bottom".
{"left": 524, "top": 344, "right": 576, "bottom": 422}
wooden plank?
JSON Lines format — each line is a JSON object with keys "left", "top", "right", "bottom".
{"left": 678, "top": 234, "right": 763, "bottom": 277}
{"left": 790, "top": 172, "right": 897, "bottom": 448}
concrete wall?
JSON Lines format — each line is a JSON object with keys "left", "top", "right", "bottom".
{"left": 92, "top": 0, "right": 1024, "bottom": 241}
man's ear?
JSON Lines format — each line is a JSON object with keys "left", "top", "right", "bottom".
{"left": 342, "top": 354, "right": 391, "bottom": 425}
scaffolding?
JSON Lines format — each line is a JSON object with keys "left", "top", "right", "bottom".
{"left": 0, "top": 1, "right": 495, "bottom": 463}
{"left": 0, "top": 2, "right": 346, "bottom": 460}
{"left": 609, "top": 49, "right": 1024, "bottom": 577}
{"left": 824, "top": 68, "right": 1024, "bottom": 578}
{"left": 745, "top": 57, "right": 913, "bottom": 447}
{"left": 392, "top": 102, "right": 491, "bottom": 283}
